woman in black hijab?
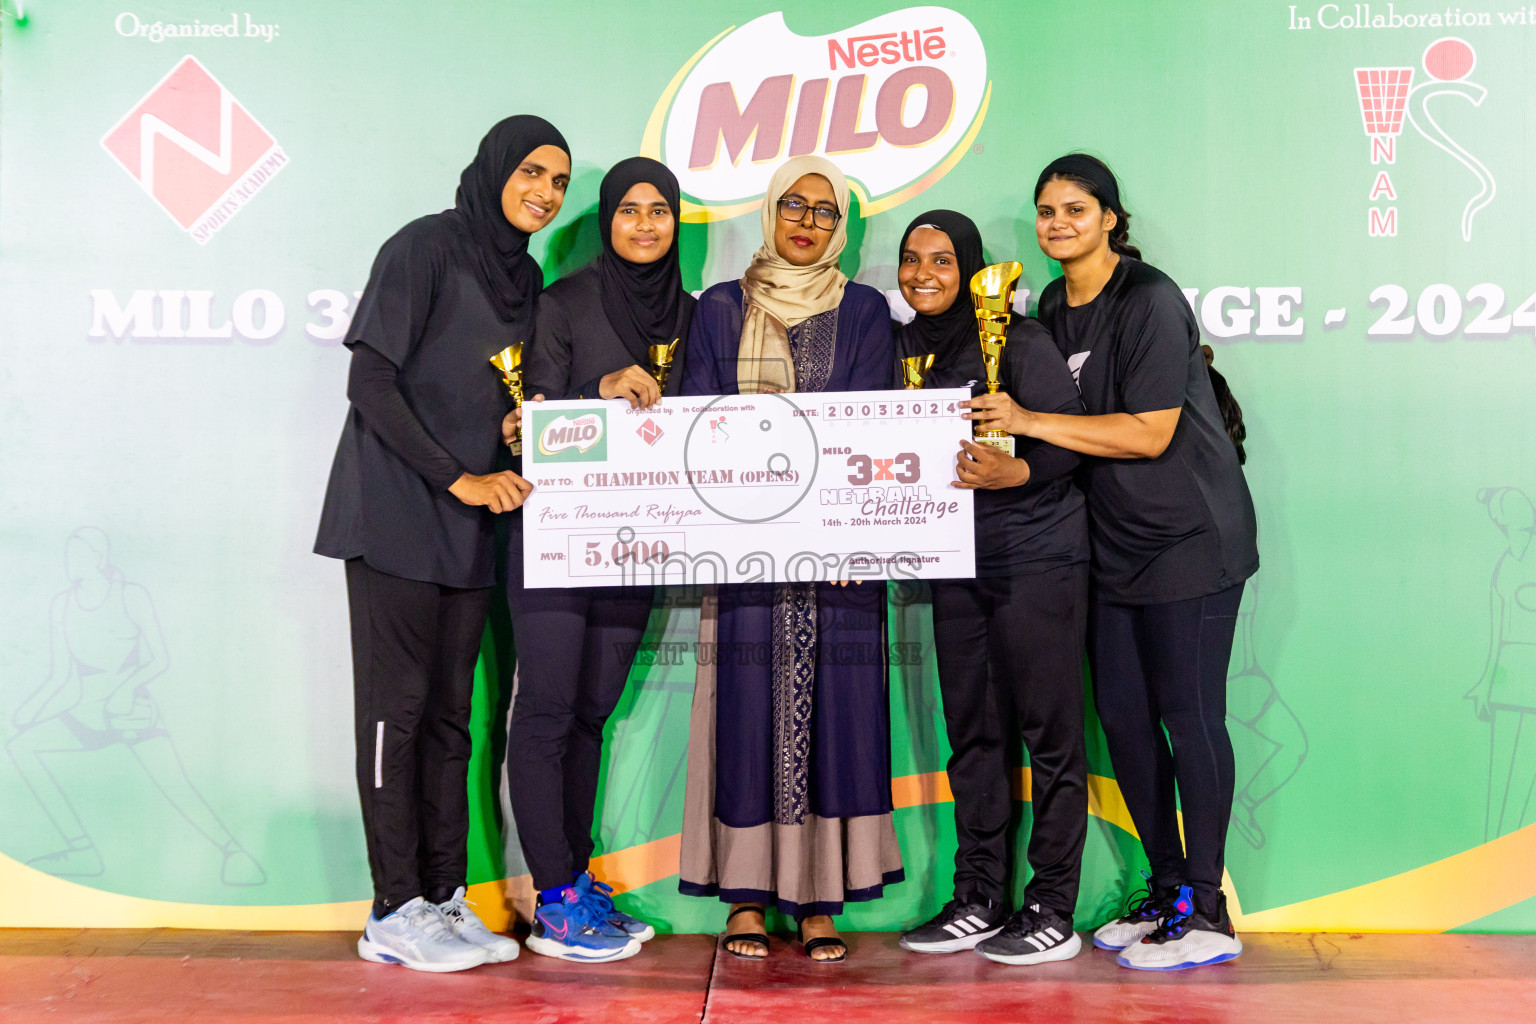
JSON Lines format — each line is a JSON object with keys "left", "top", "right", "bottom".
{"left": 315, "top": 115, "right": 569, "bottom": 973}
{"left": 891, "top": 211, "right": 1093, "bottom": 967}
{"left": 507, "top": 156, "right": 695, "bottom": 964}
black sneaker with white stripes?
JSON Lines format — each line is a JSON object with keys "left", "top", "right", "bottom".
{"left": 898, "top": 895, "right": 1005, "bottom": 953}
{"left": 976, "top": 903, "right": 1082, "bottom": 965}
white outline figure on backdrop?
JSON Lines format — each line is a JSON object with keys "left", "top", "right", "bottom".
{"left": 1468, "top": 489, "right": 1536, "bottom": 840}
{"left": 6, "top": 527, "right": 265, "bottom": 884}
{"left": 1224, "top": 584, "right": 1309, "bottom": 849}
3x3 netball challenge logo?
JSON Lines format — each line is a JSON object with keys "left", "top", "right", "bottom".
{"left": 643, "top": 6, "right": 989, "bottom": 221}
{"left": 101, "top": 56, "right": 289, "bottom": 244}
{"left": 1355, "top": 37, "right": 1494, "bottom": 241}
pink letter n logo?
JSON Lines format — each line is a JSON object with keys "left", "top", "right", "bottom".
{"left": 101, "top": 56, "right": 289, "bottom": 245}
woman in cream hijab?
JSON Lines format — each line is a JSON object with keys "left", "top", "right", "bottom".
{"left": 677, "top": 157, "right": 897, "bottom": 962}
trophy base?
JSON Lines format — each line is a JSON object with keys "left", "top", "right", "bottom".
{"left": 508, "top": 439, "right": 522, "bottom": 457}
{"left": 973, "top": 433, "right": 1016, "bottom": 457}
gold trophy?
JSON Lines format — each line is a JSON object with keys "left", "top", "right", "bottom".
{"left": 648, "top": 338, "right": 679, "bottom": 392}
{"left": 970, "top": 261, "right": 1023, "bottom": 457}
{"left": 899, "top": 353, "right": 935, "bottom": 389}
{"left": 490, "top": 344, "right": 525, "bottom": 456}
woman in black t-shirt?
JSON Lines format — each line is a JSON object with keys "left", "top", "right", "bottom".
{"left": 967, "top": 155, "right": 1258, "bottom": 972}
{"left": 314, "top": 116, "right": 568, "bottom": 972}
{"left": 889, "top": 211, "right": 1090, "bottom": 967}
{"left": 505, "top": 157, "right": 696, "bottom": 963}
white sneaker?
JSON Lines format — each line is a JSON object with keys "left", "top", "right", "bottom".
{"left": 1116, "top": 887, "right": 1243, "bottom": 971}
{"left": 1092, "top": 883, "right": 1177, "bottom": 951}
{"left": 357, "top": 897, "right": 490, "bottom": 972}
{"left": 438, "top": 886, "right": 519, "bottom": 963}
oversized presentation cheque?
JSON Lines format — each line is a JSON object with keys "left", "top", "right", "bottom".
{"left": 521, "top": 388, "right": 977, "bottom": 588}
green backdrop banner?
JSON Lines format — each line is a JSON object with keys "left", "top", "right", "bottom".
{"left": 2, "top": 1, "right": 1534, "bottom": 933}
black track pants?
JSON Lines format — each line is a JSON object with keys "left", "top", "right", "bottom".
{"left": 505, "top": 517, "right": 654, "bottom": 891}
{"left": 346, "top": 557, "right": 490, "bottom": 907}
{"left": 930, "top": 562, "right": 1090, "bottom": 917}
{"left": 1089, "top": 582, "right": 1245, "bottom": 911}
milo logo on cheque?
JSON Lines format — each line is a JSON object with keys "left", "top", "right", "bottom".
{"left": 534, "top": 409, "right": 607, "bottom": 462}
{"left": 644, "top": 6, "right": 990, "bottom": 220}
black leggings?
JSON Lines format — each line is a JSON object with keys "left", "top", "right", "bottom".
{"left": 1089, "top": 583, "right": 1244, "bottom": 911}
{"left": 505, "top": 517, "right": 654, "bottom": 891}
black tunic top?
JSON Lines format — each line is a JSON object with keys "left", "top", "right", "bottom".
{"left": 894, "top": 316, "right": 1088, "bottom": 578}
{"left": 1038, "top": 257, "right": 1259, "bottom": 604}
{"left": 314, "top": 214, "right": 525, "bottom": 588}
{"left": 525, "top": 264, "right": 695, "bottom": 400}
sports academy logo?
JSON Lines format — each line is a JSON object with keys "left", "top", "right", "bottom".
{"left": 642, "top": 7, "right": 990, "bottom": 221}
{"left": 535, "top": 410, "right": 608, "bottom": 462}
{"left": 101, "top": 56, "right": 289, "bottom": 245}
{"left": 1354, "top": 37, "right": 1494, "bottom": 240}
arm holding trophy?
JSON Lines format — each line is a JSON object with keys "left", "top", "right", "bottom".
{"left": 956, "top": 316, "right": 1084, "bottom": 492}
{"left": 952, "top": 259, "right": 1080, "bottom": 492}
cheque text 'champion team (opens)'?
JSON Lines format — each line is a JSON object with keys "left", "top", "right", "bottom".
{"left": 314, "top": 117, "right": 1258, "bottom": 973}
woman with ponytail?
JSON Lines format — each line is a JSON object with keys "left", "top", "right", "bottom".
{"left": 965, "top": 154, "right": 1258, "bottom": 971}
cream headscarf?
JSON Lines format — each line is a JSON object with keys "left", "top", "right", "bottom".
{"left": 737, "top": 156, "right": 851, "bottom": 394}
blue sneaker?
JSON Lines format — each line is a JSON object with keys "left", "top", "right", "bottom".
{"left": 526, "top": 886, "right": 641, "bottom": 963}
{"left": 1092, "top": 873, "right": 1177, "bottom": 950}
{"left": 1115, "top": 885, "right": 1242, "bottom": 971}
{"left": 575, "top": 871, "right": 656, "bottom": 942}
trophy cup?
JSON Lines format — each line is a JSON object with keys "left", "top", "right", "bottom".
{"left": 970, "top": 261, "right": 1024, "bottom": 457}
{"left": 490, "top": 344, "right": 525, "bottom": 456}
{"left": 648, "top": 338, "right": 679, "bottom": 392}
{"left": 899, "top": 353, "right": 935, "bottom": 389}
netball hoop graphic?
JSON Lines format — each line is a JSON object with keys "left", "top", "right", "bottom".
{"left": 6, "top": 529, "right": 265, "bottom": 885}
{"left": 1353, "top": 64, "right": 1414, "bottom": 147}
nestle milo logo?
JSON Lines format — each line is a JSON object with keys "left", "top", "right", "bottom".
{"left": 643, "top": 7, "right": 990, "bottom": 221}
{"left": 533, "top": 409, "right": 607, "bottom": 462}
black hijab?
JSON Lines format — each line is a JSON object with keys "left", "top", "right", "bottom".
{"left": 451, "top": 115, "right": 569, "bottom": 323}
{"left": 898, "top": 209, "right": 987, "bottom": 377}
{"left": 595, "top": 157, "right": 692, "bottom": 364}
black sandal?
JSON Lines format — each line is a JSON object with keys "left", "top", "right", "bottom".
{"left": 797, "top": 919, "right": 848, "bottom": 963}
{"left": 723, "top": 904, "right": 769, "bottom": 960}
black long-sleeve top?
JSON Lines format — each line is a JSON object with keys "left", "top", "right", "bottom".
{"left": 525, "top": 264, "right": 696, "bottom": 401}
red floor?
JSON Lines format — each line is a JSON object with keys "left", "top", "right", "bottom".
{"left": 3, "top": 929, "right": 1534, "bottom": 1023}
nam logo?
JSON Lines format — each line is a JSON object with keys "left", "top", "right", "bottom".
{"left": 642, "top": 7, "right": 990, "bottom": 222}
{"left": 1354, "top": 37, "right": 1493, "bottom": 241}
{"left": 102, "top": 56, "right": 290, "bottom": 245}
{"left": 534, "top": 410, "right": 608, "bottom": 462}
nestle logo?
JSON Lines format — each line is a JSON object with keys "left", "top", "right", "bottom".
{"left": 827, "top": 26, "right": 945, "bottom": 70}
{"left": 101, "top": 56, "right": 289, "bottom": 245}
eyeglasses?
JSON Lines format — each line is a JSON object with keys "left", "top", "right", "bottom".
{"left": 777, "top": 197, "right": 842, "bottom": 231}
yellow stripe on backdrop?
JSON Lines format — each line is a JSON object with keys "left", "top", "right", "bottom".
{"left": 3, "top": 773, "right": 1533, "bottom": 932}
